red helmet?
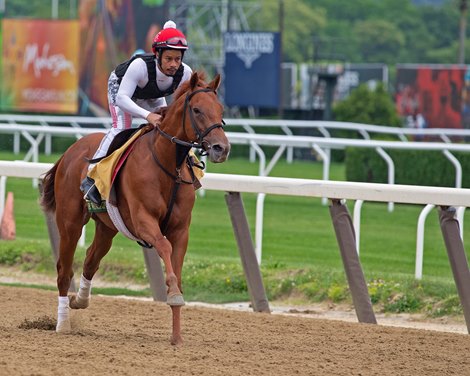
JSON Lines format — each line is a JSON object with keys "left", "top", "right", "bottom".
{"left": 152, "top": 20, "right": 188, "bottom": 54}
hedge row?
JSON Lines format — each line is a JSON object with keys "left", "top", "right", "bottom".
{"left": 345, "top": 148, "right": 470, "bottom": 188}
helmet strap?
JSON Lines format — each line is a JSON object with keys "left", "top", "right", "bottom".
{"left": 156, "top": 49, "right": 163, "bottom": 69}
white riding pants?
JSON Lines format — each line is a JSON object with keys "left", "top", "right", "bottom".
{"left": 88, "top": 89, "right": 133, "bottom": 171}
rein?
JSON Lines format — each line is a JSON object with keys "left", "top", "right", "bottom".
{"left": 149, "top": 131, "right": 194, "bottom": 184}
{"left": 150, "top": 87, "right": 223, "bottom": 236}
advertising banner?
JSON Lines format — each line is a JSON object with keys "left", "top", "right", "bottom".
{"left": 336, "top": 64, "right": 388, "bottom": 101}
{"left": 1, "top": 19, "right": 79, "bottom": 113}
{"left": 396, "top": 64, "right": 468, "bottom": 129}
{"left": 224, "top": 32, "right": 280, "bottom": 108}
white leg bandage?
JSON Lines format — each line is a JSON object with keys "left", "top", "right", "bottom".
{"left": 77, "top": 274, "right": 92, "bottom": 301}
{"left": 56, "top": 296, "right": 71, "bottom": 333}
{"left": 69, "top": 274, "right": 92, "bottom": 309}
{"left": 77, "top": 274, "right": 91, "bottom": 299}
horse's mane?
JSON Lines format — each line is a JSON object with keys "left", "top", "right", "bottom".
{"left": 172, "top": 70, "right": 208, "bottom": 102}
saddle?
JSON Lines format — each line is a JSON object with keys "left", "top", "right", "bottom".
{"left": 88, "top": 124, "right": 154, "bottom": 203}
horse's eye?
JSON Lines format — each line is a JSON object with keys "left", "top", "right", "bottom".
{"left": 193, "top": 107, "right": 201, "bottom": 115}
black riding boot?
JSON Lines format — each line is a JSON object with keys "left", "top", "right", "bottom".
{"left": 80, "top": 176, "right": 102, "bottom": 205}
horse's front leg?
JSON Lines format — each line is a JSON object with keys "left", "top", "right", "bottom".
{"left": 153, "top": 235, "right": 184, "bottom": 306}
{"left": 149, "top": 232, "right": 186, "bottom": 345}
{"left": 135, "top": 215, "right": 186, "bottom": 345}
{"left": 69, "top": 220, "right": 117, "bottom": 310}
{"left": 167, "top": 228, "right": 190, "bottom": 346}
{"left": 170, "top": 306, "right": 183, "bottom": 345}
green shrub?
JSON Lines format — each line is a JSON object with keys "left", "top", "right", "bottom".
{"left": 327, "top": 284, "right": 347, "bottom": 302}
{"left": 0, "top": 245, "right": 23, "bottom": 265}
{"left": 333, "top": 83, "right": 402, "bottom": 127}
{"left": 346, "top": 148, "right": 470, "bottom": 187}
{"left": 384, "top": 292, "right": 423, "bottom": 313}
{"left": 0, "top": 240, "right": 52, "bottom": 271}
{"left": 367, "top": 279, "right": 393, "bottom": 304}
{"left": 426, "top": 295, "right": 463, "bottom": 317}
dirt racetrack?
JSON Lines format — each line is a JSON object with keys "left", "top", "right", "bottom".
{"left": 1, "top": 285, "right": 469, "bottom": 376}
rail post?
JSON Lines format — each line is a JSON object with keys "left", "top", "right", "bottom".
{"left": 329, "top": 199, "right": 377, "bottom": 324}
{"left": 225, "top": 192, "right": 270, "bottom": 313}
{"left": 438, "top": 206, "right": 470, "bottom": 333}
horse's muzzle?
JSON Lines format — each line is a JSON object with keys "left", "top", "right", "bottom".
{"left": 206, "top": 141, "right": 230, "bottom": 163}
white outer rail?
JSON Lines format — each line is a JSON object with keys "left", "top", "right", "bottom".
{"left": 4, "top": 123, "right": 468, "bottom": 193}
{"left": 2, "top": 123, "right": 470, "bottom": 185}
{"left": 3, "top": 114, "right": 470, "bottom": 137}
{"left": 0, "top": 161, "right": 469, "bottom": 279}
{"left": 1, "top": 114, "right": 469, "bottom": 182}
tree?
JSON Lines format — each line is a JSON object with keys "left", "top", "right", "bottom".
{"left": 303, "top": 0, "right": 468, "bottom": 65}
{"left": 333, "top": 83, "right": 402, "bottom": 126}
{"left": 258, "top": 0, "right": 326, "bottom": 63}
{"left": 1, "top": 0, "right": 73, "bottom": 19}
{"left": 354, "top": 20, "right": 406, "bottom": 64}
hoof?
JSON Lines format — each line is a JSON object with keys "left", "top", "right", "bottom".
{"left": 170, "top": 335, "right": 183, "bottom": 346}
{"left": 167, "top": 293, "right": 185, "bottom": 306}
{"left": 69, "top": 295, "right": 89, "bottom": 309}
{"left": 56, "top": 320, "right": 71, "bottom": 334}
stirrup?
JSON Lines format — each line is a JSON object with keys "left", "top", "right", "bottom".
{"left": 86, "top": 200, "right": 107, "bottom": 213}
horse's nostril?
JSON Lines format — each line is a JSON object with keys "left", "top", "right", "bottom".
{"left": 212, "top": 144, "right": 224, "bottom": 153}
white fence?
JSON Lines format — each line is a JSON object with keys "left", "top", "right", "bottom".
{"left": 2, "top": 114, "right": 470, "bottom": 178}
{"left": 0, "top": 160, "right": 468, "bottom": 281}
{"left": 2, "top": 122, "right": 469, "bottom": 192}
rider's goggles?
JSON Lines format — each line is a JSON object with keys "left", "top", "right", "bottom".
{"left": 157, "top": 37, "right": 188, "bottom": 47}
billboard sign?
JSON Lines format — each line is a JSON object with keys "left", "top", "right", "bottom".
{"left": 336, "top": 64, "right": 388, "bottom": 101}
{"left": 224, "top": 32, "right": 280, "bottom": 108}
{"left": 1, "top": 19, "right": 80, "bottom": 113}
{"left": 396, "top": 64, "right": 468, "bottom": 129}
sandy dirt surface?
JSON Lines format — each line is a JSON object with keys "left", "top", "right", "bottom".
{"left": 1, "top": 285, "right": 469, "bottom": 376}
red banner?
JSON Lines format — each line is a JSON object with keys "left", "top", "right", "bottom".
{"left": 396, "top": 65, "right": 467, "bottom": 129}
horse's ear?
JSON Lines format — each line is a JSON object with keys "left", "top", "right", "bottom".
{"left": 208, "top": 74, "right": 221, "bottom": 92}
{"left": 190, "top": 71, "right": 199, "bottom": 91}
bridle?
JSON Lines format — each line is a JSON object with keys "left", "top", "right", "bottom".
{"left": 154, "top": 87, "right": 225, "bottom": 155}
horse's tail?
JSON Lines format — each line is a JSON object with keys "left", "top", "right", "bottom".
{"left": 40, "top": 156, "right": 63, "bottom": 213}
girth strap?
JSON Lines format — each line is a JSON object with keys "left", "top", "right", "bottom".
{"left": 160, "top": 179, "right": 182, "bottom": 236}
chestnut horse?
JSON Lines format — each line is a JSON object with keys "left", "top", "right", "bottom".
{"left": 40, "top": 71, "right": 230, "bottom": 345}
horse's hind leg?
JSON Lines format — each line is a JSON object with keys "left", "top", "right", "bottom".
{"left": 69, "top": 220, "right": 117, "bottom": 309}
{"left": 56, "top": 214, "right": 87, "bottom": 333}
